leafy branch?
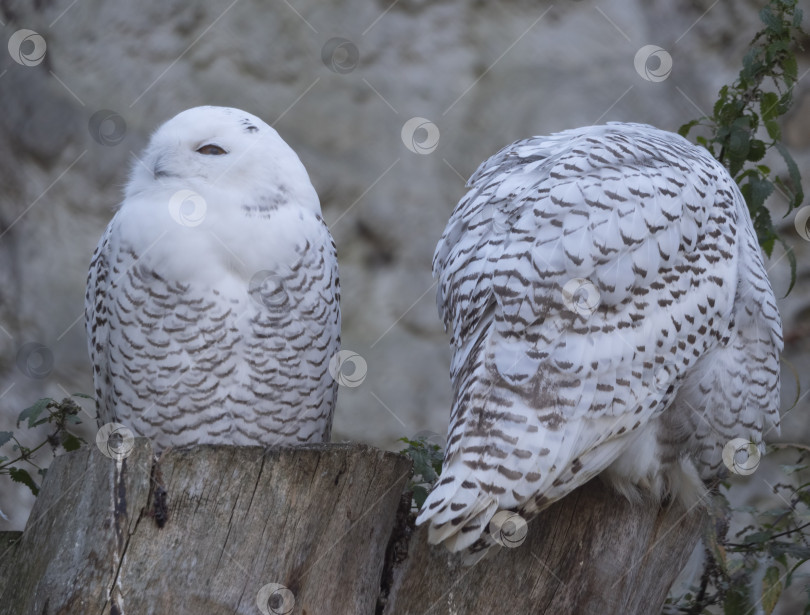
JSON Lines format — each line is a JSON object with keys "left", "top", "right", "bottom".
{"left": 679, "top": 0, "right": 805, "bottom": 294}
{"left": 665, "top": 445, "right": 810, "bottom": 615}
{"left": 398, "top": 436, "right": 444, "bottom": 509}
{"left": 666, "top": 2, "right": 808, "bottom": 613}
{"left": 0, "top": 395, "right": 88, "bottom": 498}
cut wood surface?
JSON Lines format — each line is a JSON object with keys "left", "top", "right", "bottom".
{"left": 0, "top": 439, "right": 704, "bottom": 615}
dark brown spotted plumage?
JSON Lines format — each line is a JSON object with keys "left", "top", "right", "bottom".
{"left": 417, "top": 123, "right": 782, "bottom": 558}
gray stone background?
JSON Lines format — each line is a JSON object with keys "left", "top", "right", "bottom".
{"left": 0, "top": 0, "right": 808, "bottom": 604}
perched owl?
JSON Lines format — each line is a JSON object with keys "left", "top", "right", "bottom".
{"left": 417, "top": 123, "right": 782, "bottom": 553}
{"left": 85, "top": 106, "right": 340, "bottom": 450}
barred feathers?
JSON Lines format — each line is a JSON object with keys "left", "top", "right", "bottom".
{"left": 86, "top": 107, "right": 340, "bottom": 450}
{"left": 418, "top": 123, "right": 782, "bottom": 556}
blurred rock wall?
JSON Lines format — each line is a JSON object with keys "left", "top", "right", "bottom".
{"left": 0, "top": 0, "right": 808, "bottom": 549}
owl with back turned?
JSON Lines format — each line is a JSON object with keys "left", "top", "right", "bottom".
{"left": 85, "top": 106, "right": 340, "bottom": 450}
{"left": 417, "top": 122, "right": 782, "bottom": 555}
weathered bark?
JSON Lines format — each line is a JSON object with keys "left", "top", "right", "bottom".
{"left": 0, "top": 440, "right": 703, "bottom": 615}
{"left": 0, "top": 531, "right": 22, "bottom": 587}
{"left": 0, "top": 440, "right": 411, "bottom": 614}
{"left": 382, "top": 482, "right": 704, "bottom": 614}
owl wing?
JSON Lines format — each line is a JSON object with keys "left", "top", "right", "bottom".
{"left": 419, "top": 123, "right": 774, "bottom": 550}
{"left": 85, "top": 218, "right": 117, "bottom": 426}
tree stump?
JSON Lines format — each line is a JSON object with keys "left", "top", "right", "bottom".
{"left": 0, "top": 439, "right": 704, "bottom": 614}
{"left": 0, "top": 440, "right": 411, "bottom": 614}
{"left": 382, "top": 482, "right": 703, "bottom": 614}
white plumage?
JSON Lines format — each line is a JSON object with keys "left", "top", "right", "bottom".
{"left": 85, "top": 106, "right": 340, "bottom": 450}
{"left": 417, "top": 123, "right": 782, "bottom": 555}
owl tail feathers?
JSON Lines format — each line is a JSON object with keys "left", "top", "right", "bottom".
{"left": 415, "top": 473, "right": 498, "bottom": 553}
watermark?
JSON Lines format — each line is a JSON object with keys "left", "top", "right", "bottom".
{"left": 401, "top": 117, "right": 440, "bottom": 155}
{"left": 561, "top": 278, "right": 601, "bottom": 318}
{"left": 168, "top": 189, "right": 207, "bottom": 227}
{"left": 96, "top": 422, "right": 135, "bottom": 461}
{"left": 248, "top": 270, "right": 289, "bottom": 311}
{"left": 489, "top": 510, "right": 528, "bottom": 548}
{"left": 256, "top": 583, "right": 295, "bottom": 615}
{"left": 794, "top": 205, "right": 810, "bottom": 241}
{"left": 481, "top": 203, "right": 510, "bottom": 234}
{"left": 328, "top": 350, "right": 367, "bottom": 387}
{"left": 634, "top": 45, "right": 672, "bottom": 82}
{"left": 88, "top": 110, "right": 127, "bottom": 146}
{"left": 411, "top": 429, "right": 447, "bottom": 452}
{"left": 15, "top": 342, "right": 54, "bottom": 379}
{"left": 8, "top": 29, "right": 46, "bottom": 66}
{"left": 722, "top": 438, "right": 761, "bottom": 476}
{"left": 321, "top": 37, "right": 359, "bottom": 74}
{"left": 644, "top": 361, "right": 675, "bottom": 392}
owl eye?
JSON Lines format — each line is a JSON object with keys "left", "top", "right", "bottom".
{"left": 196, "top": 144, "right": 228, "bottom": 155}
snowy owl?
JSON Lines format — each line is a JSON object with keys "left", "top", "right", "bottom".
{"left": 85, "top": 106, "right": 340, "bottom": 450}
{"left": 417, "top": 122, "right": 782, "bottom": 554}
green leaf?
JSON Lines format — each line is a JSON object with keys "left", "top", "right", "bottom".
{"left": 751, "top": 175, "right": 775, "bottom": 209}
{"left": 719, "top": 101, "right": 745, "bottom": 128}
{"left": 0, "top": 432, "right": 13, "bottom": 448}
{"left": 764, "top": 118, "right": 781, "bottom": 140}
{"left": 761, "top": 235, "right": 776, "bottom": 258}
{"left": 71, "top": 393, "right": 95, "bottom": 399}
{"left": 780, "top": 464, "right": 807, "bottom": 475}
{"left": 60, "top": 433, "right": 83, "bottom": 452}
{"left": 9, "top": 467, "right": 39, "bottom": 496}
{"left": 760, "top": 6, "right": 783, "bottom": 33}
{"left": 17, "top": 399, "right": 51, "bottom": 429}
{"left": 745, "top": 530, "right": 773, "bottom": 544}
{"left": 761, "top": 92, "right": 780, "bottom": 120}
{"left": 713, "top": 85, "right": 730, "bottom": 117}
{"left": 727, "top": 123, "right": 752, "bottom": 176}
{"left": 774, "top": 142, "right": 804, "bottom": 210}
{"left": 724, "top": 583, "right": 754, "bottom": 615}
{"left": 747, "top": 139, "right": 766, "bottom": 162}
{"left": 412, "top": 485, "right": 429, "bottom": 509}
{"left": 769, "top": 541, "right": 810, "bottom": 559}
{"left": 412, "top": 450, "right": 438, "bottom": 483}
{"left": 740, "top": 49, "right": 757, "bottom": 82}
{"left": 752, "top": 207, "right": 776, "bottom": 256}
{"left": 776, "top": 92, "right": 794, "bottom": 117}
{"left": 762, "top": 566, "right": 782, "bottom": 615}
{"left": 678, "top": 118, "right": 701, "bottom": 138}
{"left": 783, "top": 54, "right": 798, "bottom": 83}
{"left": 399, "top": 437, "right": 443, "bottom": 484}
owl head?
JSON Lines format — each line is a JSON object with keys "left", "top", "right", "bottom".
{"left": 125, "top": 106, "right": 320, "bottom": 216}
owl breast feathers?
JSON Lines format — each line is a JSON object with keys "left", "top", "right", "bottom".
{"left": 85, "top": 106, "right": 340, "bottom": 451}
{"left": 417, "top": 122, "right": 782, "bottom": 555}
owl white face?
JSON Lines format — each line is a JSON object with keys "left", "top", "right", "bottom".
{"left": 125, "top": 106, "right": 320, "bottom": 215}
